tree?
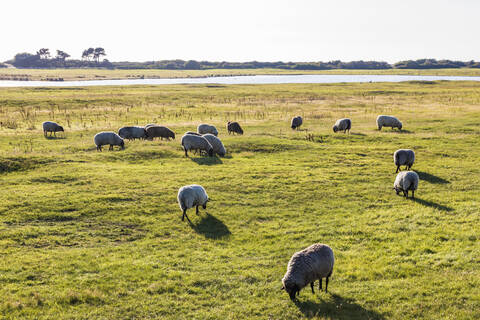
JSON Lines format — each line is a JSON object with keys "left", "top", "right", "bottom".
{"left": 56, "top": 50, "right": 70, "bottom": 61}
{"left": 36, "top": 48, "right": 50, "bottom": 59}
{"left": 93, "top": 47, "right": 106, "bottom": 63}
{"left": 184, "top": 60, "right": 201, "bottom": 70}
{"left": 82, "top": 47, "right": 95, "bottom": 61}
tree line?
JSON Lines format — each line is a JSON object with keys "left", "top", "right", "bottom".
{"left": 2, "top": 50, "right": 480, "bottom": 70}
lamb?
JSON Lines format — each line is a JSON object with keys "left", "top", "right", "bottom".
{"left": 42, "top": 121, "right": 64, "bottom": 137}
{"left": 94, "top": 132, "right": 125, "bottom": 151}
{"left": 197, "top": 124, "right": 218, "bottom": 136}
{"left": 146, "top": 125, "right": 175, "bottom": 140}
{"left": 177, "top": 184, "right": 209, "bottom": 222}
{"left": 227, "top": 121, "right": 244, "bottom": 135}
{"left": 332, "top": 118, "right": 351, "bottom": 133}
{"left": 377, "top": 115, "right": 402, "bottom": 131}
{"left": 282, "top": 244, "right": 334, "bottom": 301}
{"left": 181, "top": 134, "right": 214, "bottom": 157}
{"left": 202, "top": 134, "right": 226, "bottom": 157}
{"left": 291, "top": 116, "right": 303, "bottom": 130}
{"left": 394, "top": 171, "right": 419, "bottom": 199}
{"left": 118, "top": 126, "right": 147, "bottom": 140}
{"left": 394, "top": 149, "right": 415, "bottom": 173}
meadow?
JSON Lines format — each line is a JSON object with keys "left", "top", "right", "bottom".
{"left": 2, "top": 67, "right": 480, "bottom": 81}
{"left": 0, "top": 81, "right": 479, "bottom": 319}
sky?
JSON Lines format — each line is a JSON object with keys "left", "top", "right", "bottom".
{"left": 2, "top": 0, "right": 479, "bottom": 63}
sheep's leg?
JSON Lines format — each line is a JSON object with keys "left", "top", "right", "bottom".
{"left": 182, "top": 209, "right": 191, "bottom": 222}
{"left": 396, "top": 166, "right": 400, "bottom": 173}
{"left": 412, "top": 190, "right": 415, "bottom": 199}
{"left": 196, "top": 205, "right": 199, "bottom": 215}
{"left": 325, "top": 276, "right": 329, "bottom": 293}
{"left": 184, "top": 147, "right": 188, "bottom": 157}
{"left": 404, "top": 190, "right": 408, "bottom": 198}
{"left": 310, "top": 282, "right": 315, "bottom": 294}
{"left": 319, "top": 278, "right": 322, "bottom": 291}
{"left": 109, "top": 144, "right": 113, "bottom": 151}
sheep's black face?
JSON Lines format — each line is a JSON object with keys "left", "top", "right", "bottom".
{"left": 202, "top": 202, "right": 207, "bottom": 209}
{"left": 171, "top": 133, "right": 175, "bottom": 140}
{"left": 58, "top": 126, "right": 64, "bottom": 132}
{"left": 291, "top": 125, "right": 296, "bottom": 129}
{"left": 120, "top": 141, "right": 125, "bottom": 150}
{"left": 333, "top": 126, "right": 338, "bottom": 133}
{"left": 284, "top": 283, "right": 299, "bottom": 301}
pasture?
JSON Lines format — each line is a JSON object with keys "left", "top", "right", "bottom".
{"left": 0, "top": 81, "right": 479, "bottom": 319}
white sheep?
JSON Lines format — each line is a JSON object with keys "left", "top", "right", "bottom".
{"left": 181, "top": 134, "right": 214, "bottom": 157}
{"left": 42, "top": 121, "right": 64, "bottom": 137}
{"left": 394, "top": 171, "right": 419, "bottom": 199}
{"left": 394, "top": 149, "right": 415, "bottom": 173}
{"left": 177, "top": 184, "right": 209, "bottom": 222}
{"left": 94, "top": 132, "right": 125, "bottom": 151}
{"left": 332, "top": 118, "right": 351, "bottom": 133}
{"left": 377, "top": 115, "right": 402, "bottom": 131}
{"left": 202, "top": 134, "right": 226, "bottom": 157}
{"left": 282, "top": 244, "right": 334, "bottom": 301}
{"left": 198, "top": 124, "right": 218, "bottom": 136}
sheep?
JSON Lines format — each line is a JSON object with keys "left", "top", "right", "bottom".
{"left": 185, "top": 131, "right": 202, "bottom": 136}
{"left": 94, "top": 132, "right": 125, "bottom": 151}
{"left": 394, "top": 149, "right": 415, "bottom": 173}
{"left": 332, "top": 118, "right": 351, "bottom": 133}
{"left": 197, "top": 124, "right": 218, "bottom": 136}
{"left": 181, "top": 134, "right": 214, "bottom": 157}
{"left": 377, "top": 115, "right": 402, "bottom": 131}
{"left": 118, "top": 126, "right": 147, "bottom": 140}
{"left": 42, "top": 121, "right": 64, "bottom": 137}
{"left": 394, "top": 171, "right": 419, "bottom": 199}
{"left": 282, "top": 244, "right": 334, "bottom": 301}
{"left": 291, "top": 116, "right": 303, "bottom": 130}
{"left": 227, "top": 121, "right": 244, "bottom": 135}
{"left": 177, "top": 184, "right": 209, "bottom": 222}
{"left": 146, "top": 125, "right": 175, "bottom": 140}
{"left": 202, "top": 133, "right": 226, "bottom": 157}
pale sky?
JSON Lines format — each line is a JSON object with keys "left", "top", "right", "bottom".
{"left": 2, "top": 0, "right": 479, "bottom": 63}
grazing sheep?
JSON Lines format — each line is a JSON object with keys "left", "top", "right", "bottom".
{"left": 377, "top": 115, "right": 402, "bottom": 131}
{"left": 185, "top": 131, "right": 202, "bottom": 136}
{"left": 291, "top": 116, "right": 303, "bottom": 130}
{"left": 146, "top": 125, "right": 175, "bottom": 140}
{"left": 197, "top": 124, "right": 218, "bottom": 136}
{"left": 227, "top": 121, "right": 244, "bottom": 135}
{"left": 94, "top": 132, "right": 125, "bottom": 151}
{"left": 181, "top": 134, "right": 214, "bottom": 157}
{"left": 394, "top": 149, "right": 415, "bottom": 173}
{"left": 203, "top": 134, "right": 226, "bottom": 157}
{"left": 177, "top": 184, "right": 209, "bottom": 222}
{"left": 332, "top": 118, "right": 351, "bottom": 133}
{"left": 282, "top": 244, "right": 334, "bottom": 301}
{"left": 42, "top": 121, "right": 64, "bottom": 137}
{"left": 394, "top": 171, "right": 419, "bottom": 199}
{"left": 118, "top": 126, "right": 147, "bottom": 140}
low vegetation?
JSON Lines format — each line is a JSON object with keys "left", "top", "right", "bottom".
{"left": 0, "top": 82, "right": 479, "bottom": 319}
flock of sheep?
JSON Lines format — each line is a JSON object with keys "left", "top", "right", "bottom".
{"left": 41, "top": 111, "right": 418, "bottom": 301}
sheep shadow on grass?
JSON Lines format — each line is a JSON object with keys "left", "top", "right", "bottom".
{"left": 416, "top": 170, "right": 449, "bottom": 184}
{"left": 188, "top": 213, "right": 231, "bottom": 239}
{"left": 44, "top": 135, "right": 66, "bottom": 140}
{"left": 294, "top": 293, "right": 385, "bottom": 320}
{"left": 190, "top": 156, "right": 223, "bottom": 165}
{"left": 412, "top": 198, "right": 453, "bottom": 212}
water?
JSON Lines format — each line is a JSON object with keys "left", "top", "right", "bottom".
{"left": 1, "top": 74, "right": 480, "bottom": 87}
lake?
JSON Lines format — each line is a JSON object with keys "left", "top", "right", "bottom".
{"left": 1, "top": 74, "right": 480, "bottom": 87}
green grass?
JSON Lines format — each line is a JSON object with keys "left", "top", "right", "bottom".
{"left": 2, "top": 67, "right": 480, "bottom": 81}
{"left": 0, "top": 82, "right": 479, "bottom": 319}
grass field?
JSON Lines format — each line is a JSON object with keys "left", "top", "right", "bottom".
{"left": 0, "top": 81, "right": 479, "bottom": 319}
{"left": 2, "top": 67, "right": 480, "bottom": 81}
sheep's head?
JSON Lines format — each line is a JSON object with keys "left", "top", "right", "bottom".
{"left": 282, "top": 281, "right": 299, "bottom": 301}
{"left": 57, "top": 126, "right": 64, "bottom": 132}
{"left": 291, "top": 125, "right": 296, "bottom": 130}
{"left": 120, "top": 140, "right": 125, "bottom": 150}
{"left": 170, "top": 132, "right": 176, "bottom": 140}
{"left": 238, "top": 128, "right": 244, "bottom": 134}
{"left": 208, "top": 148, "right": 214, "bottom": 157}
{"left": 333, "top": 125, "right": 338, "bottom": 133}
{"left": 202, "top": 198, "right": 208, "bottom": 209}
{"left": 398, "top": 122, "right": 403, "bottom": 130}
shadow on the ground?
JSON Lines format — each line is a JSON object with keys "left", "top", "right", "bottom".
{"left": 413, "top": 198, "right": 453, "bottom": 212}
{"left": 294, "top": 293, "right": 385, "bottom": 319}
{"left": 190, "top": 156, "right": 223, "bottom": 165}
{"left": 188, "top": 212, "right": 231, "bottom": 239}
{"left": 416, "top": 170, "right": 449, "bottom": 184}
